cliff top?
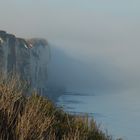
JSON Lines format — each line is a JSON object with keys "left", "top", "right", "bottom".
{"left": 0, "top": 30, "right": 48, "bottom": 48}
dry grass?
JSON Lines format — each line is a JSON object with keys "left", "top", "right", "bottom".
{"left": 0, "top": 75, "right": 114, "bottom": 140}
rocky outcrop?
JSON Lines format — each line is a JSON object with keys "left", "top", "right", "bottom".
{"left": 0, "top": 30, "right": 50, "bottom": 93}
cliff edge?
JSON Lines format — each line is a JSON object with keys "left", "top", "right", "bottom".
{"left": 0, "top": 30, "right": 50, "bottom": 93}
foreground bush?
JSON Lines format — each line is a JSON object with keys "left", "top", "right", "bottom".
{"left": 0, "top": 75, "right": 113, "bottom": 140}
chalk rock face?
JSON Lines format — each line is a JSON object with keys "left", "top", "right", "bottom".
{"left": 0, "top": 31, "right": 50, "bottom": 93}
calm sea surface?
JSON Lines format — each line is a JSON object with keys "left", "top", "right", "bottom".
{"left": 57, "top": 89, "right": 140, "bottom": 140}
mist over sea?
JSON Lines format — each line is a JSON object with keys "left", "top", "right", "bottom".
{"left": 47, "top": 40, "right": 140, "bottom": 140}
{"left": 46, "top": 11, "right": 140, "bottom": 139}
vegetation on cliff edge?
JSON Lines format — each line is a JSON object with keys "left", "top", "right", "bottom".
{"left": 0, "top": 75, "right": 120, "bottom": 140}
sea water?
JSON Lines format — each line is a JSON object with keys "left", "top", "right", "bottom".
{"left": 57, "top": 89, "right": 140, "bottom": 140}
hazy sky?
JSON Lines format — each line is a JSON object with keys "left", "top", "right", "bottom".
{"left": 0, "top": 0, "right": 140, "bottom": 38}
{"left": 0, "top": 0, "right": 140, "bottom": 91}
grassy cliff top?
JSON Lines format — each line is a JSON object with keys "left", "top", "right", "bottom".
{"left": 0, "top": 75, "right": 120, "bottom": 140}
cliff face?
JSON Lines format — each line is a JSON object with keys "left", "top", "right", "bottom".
{"left": 0, "top": 31, "right": 50, "bottom": 93}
